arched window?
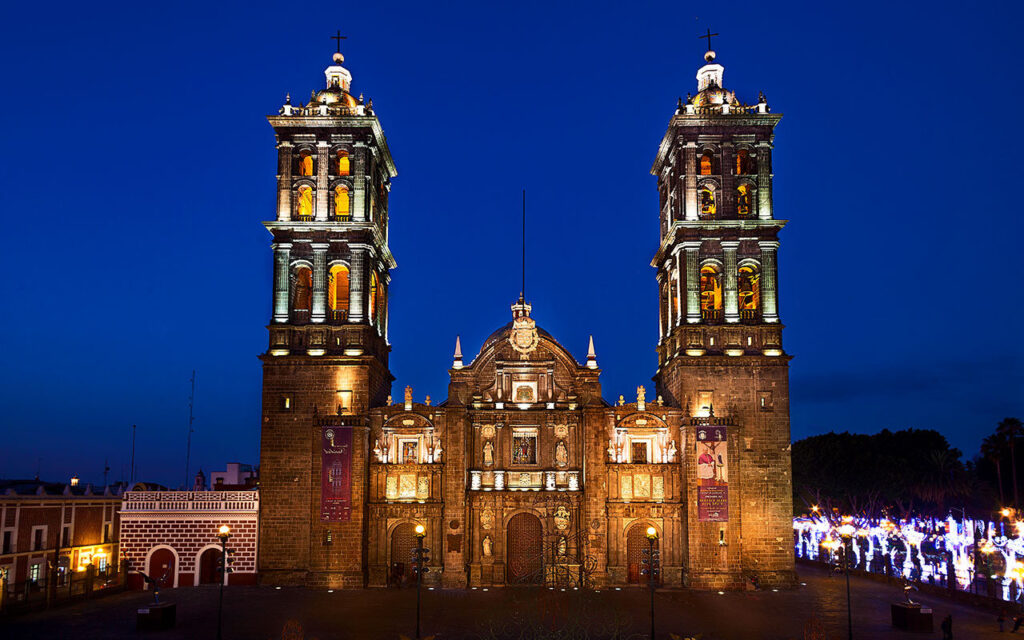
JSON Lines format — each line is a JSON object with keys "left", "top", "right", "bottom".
{"left": 700, "top": 151, "right": 714, "bottom": 175}
{"left": 736, "top": 184, "right": 753, "bottom": 217}
{"left": 700, "top": 265, "right": 722, "bottom": 314}
{"left": 296, "top": 185, "right": 313, "bottom": 219}
{"left": 336, "top": 150, "right": 350, "bottom": 176}
{"left": 699, "top": 185, "right": 716, "bottom": 218}
{"left": 292, "top": 267, "right": 312, "bottom": 323}
{"left": 333, "top": 186, "right": 350, "bottom": 220}
{"left": 735, "top": 149, "right": 756, "bottom": 175}
{"left": 298, "top": 151, "right": 314, "bottom": 177}
{"left": 328, "top": 264, "right": 350, "bottom": 322}
{"left": 738, "top": 265, "right": 761, "bottom": 314}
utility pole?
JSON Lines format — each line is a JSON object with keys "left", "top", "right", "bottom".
{"left": 184, "top": 370, "right": 197, "bottom": 489}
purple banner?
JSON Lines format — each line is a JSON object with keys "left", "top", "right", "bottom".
{"left": 321, "top": 426, "right": 352, "bottom": 522}
{"left": 695, "top": 425, "right": 728, "bottom": 522}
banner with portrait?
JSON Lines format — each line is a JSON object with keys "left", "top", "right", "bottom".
{"left": 321, "top": 426, "right": 352, "bottom": 522}
{"left": 695, "top": 425, "right": 728, "bottom": 522}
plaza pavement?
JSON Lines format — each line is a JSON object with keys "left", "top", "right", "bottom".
{"left": 0, "top": 566, "right": 1010, "bottom": 639}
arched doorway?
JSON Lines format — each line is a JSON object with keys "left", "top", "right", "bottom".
{"left": 626, "top": 523, "right": 659, "bottom": 585}
{"left": 506, "top": 512, "right": 543, "bottom": 585}
{"left": 390, "top": 523, "right": 419, "bottom": 587}
{"left": 147, "top": 548, "right": 176, "bottom": 589}
{"left": 198, "top": 547, "right": 223, "bottom": 585}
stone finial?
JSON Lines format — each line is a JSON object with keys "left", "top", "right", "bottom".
{"left": 453, "top": 336, "right": 463, "bottom": 369}
{"left": 425, "top": 395, "right": 431, "bottom": 406}
{"left": 586, "top": 335, "right": 598, "bottom": 369}
{"left": 657, "top": 395, "right": 664, "bottom": 406}
{"left": 618, "top": 395, "right": 625, "bottom": 406}
{"left": 387, "top": 394, "right": 393, "bottom": 405}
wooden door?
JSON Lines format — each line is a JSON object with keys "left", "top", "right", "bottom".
{"left": 506, "top": 513, "right": 543, "bottom": 585}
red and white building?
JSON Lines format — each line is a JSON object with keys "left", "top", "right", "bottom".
{"left": 119, "top": 490, "right": 258, "bottom": 589}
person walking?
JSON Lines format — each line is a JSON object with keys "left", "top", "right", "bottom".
{"left": 941, "top": 614, "right": 953, "bottom": 640}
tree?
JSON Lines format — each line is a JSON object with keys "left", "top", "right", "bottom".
{"left": 997, "top": 418, "right": 1023, "bottom": 507}
{"left": 981, "top": 433, "right": 1007, "bottom": 506}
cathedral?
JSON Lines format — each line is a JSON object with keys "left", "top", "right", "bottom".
{"left": 257, "top": 42, "right": 795, "bottom": 590}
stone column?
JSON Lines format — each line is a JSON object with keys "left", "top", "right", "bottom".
{"left": 315, "top": 141, "right": 329, "bottom": 222}
{"left": 683, "top": 241, "right": 701, "bottom": 323}
{"left": 382, "top": 274, "right": 390, "bottom": 342}
{"left": 277, "top": 142, "right": 293, "bottom": 221}
{"left": 672, "top": 247, "right": 683, "bottom": 326}
{"left": 759, "top": 240, "right": 780, "bottom": 322}
{"left": 348, "top": 245, "right": 368, "bottom": 323}
{"left": 721, "top": 142, "right": 734, "bottom": 217}
{"left": 272, "top": 243, "right": 291, "bottom": 323}
{"left": 311, "top": 243, "right": 328, "bottom": 323}
{"left": 722, "top": 240, "right": 740, "bottom": 323}
{"left": 352, "top": 142, "right": 368, "bottom": 222}
{"left": 663, "top": 265, "right": 674, "bottom": 331}
{"left": 656, "top": 272, "right": 665, "bottom": 342}
{"left": 757, "top": 141, "right": 773, "bottom": 220}
{"left": 684, "top": 142, "right": 698, "bottom": 221}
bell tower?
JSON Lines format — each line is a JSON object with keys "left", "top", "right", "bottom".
{"left": 258, "top": 44, "right": 397, "bottom": 587}
{"left": 651, "top": 43, "right": 795, "bottom": 588}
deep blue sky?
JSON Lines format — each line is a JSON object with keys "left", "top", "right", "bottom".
{"left": 1, "top": 1, "right": 1021, "bottom": 487}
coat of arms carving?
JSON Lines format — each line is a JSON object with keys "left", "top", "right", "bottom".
{"left": 508, "top": 297, "right": 539, "bottom": 358}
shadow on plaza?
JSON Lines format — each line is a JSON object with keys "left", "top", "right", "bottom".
{"left": 0, "top": 566, "right": 1014, "bottom": 639}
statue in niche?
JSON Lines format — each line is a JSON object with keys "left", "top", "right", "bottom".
{"left": 555, "top": 440, "right": 568, "bottom": 467}
{"left": 667, "top": 440, "right": 678, "bottom": 463}
{"left": 607, "top": 439, "right": 616, "bottom": 462}
{"left": 482, "top": 534, "right": 493, "bottom": 558}
{"left": 482, "top": 440, "right": 494, "bottom": 467}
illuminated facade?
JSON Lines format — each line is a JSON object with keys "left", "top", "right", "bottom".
{"left": 650, "top": 47, "right": 794, "bottom": 588}
{"left": 258, "top": 45, "right": 795, "bottom": 590}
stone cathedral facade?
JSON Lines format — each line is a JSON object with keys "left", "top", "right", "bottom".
{"left": 258, "top": 46, "right": 796, "bottom": 590}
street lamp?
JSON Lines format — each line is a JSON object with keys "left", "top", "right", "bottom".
{"left": 642, "top": 526, "right": 660, "bottom": 640}
{"left": 412, "top": 524, "right": 430, "bottom": 640}
{"left": 216, "top": 525, "right": 232, "bottom": 640}
{"left": 837, "top": 521, "right": 857, "bottom": 640}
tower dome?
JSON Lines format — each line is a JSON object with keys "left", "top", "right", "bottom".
{"left": 691, "top": 49, "right": 737, "bottom": 107}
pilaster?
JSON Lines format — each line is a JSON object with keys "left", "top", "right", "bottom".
{"left": 683, "top": 241, "right": 701, "bottom": 323}
{"left": 757, "top": 141, "right": 773, "bottom": 220}
{"left": 684, "top": 142, "right": 698, "bottom": 221}
{"left": 722, "top": 240, "right": 740, "bottom": 323}
{"left": 272, "top": 243, "right": 292, "bottom": 323}
{"left": 759, "top": 240, "right": 779, "bottom": 322}
{"left": 311, "top": 243, "right": 328, "bottom": 323}
{"left": 277, "top": 142, "right": 293, "bottom": 222}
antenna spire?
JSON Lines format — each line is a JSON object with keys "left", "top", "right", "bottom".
{"left": 521, "top": 189, "right": 526, "bottom": 300}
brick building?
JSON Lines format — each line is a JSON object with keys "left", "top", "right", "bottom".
{"left": 119, "top": 490, "right": 258, "bottom": 589}
{"left": 0, "top": 480, "right": 120, "bottom": 594}
{"left": 258, "top": 44, "right": 795, "bottom": 590}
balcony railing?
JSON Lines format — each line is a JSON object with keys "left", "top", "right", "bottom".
{"left": 701, "top": 308, "right": 723, "bottom": 323}
{"left": 739, "top": 309, "right": 761, "bottom": 323}
{"left": 291, "top": 309, "right": 311, "bottom": 325}
{"left": 328, "top": 309, "right": 348, "bottom": 325}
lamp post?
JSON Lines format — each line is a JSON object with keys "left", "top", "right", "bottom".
{"left": 412, "top": 524, "right": 429, "bottom": 640}
{"left": 838, "top": 521, "right": 857, "bottom": 640}
{"left": 641, "top": 526, "right": 659, "bottom": 640}
{"left": 216, "top": 524, "right": 232, "bottom": 640}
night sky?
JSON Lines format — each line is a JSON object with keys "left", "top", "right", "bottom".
{"left": 1, "top": 1, "right": 1021, "bottom": 488}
